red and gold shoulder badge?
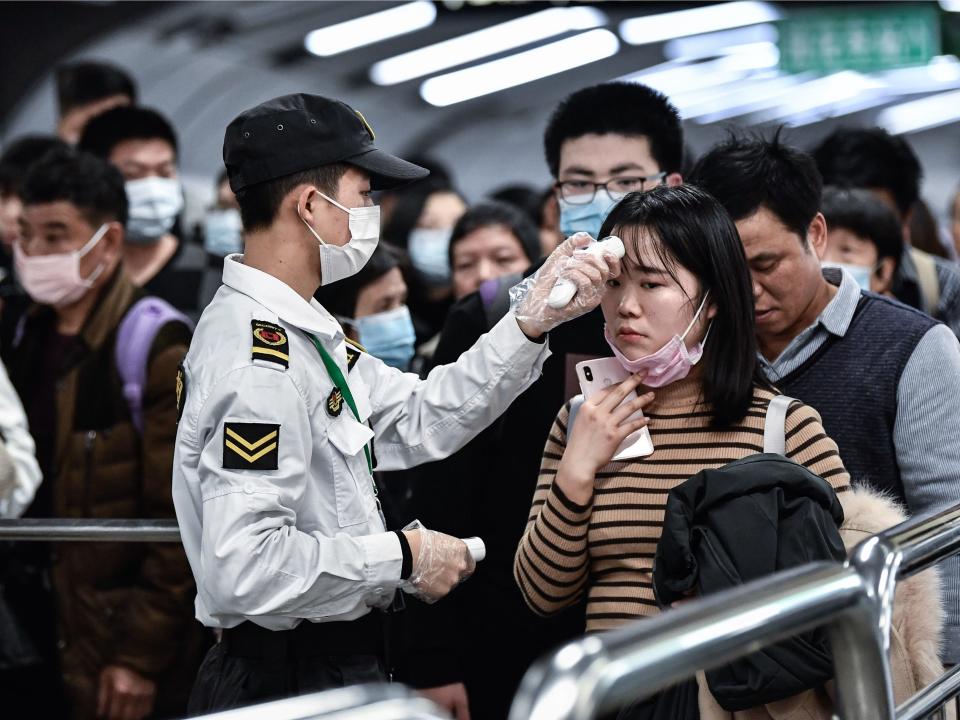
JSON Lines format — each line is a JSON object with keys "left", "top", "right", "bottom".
{"left": 251, "top": 320, "right": 289, "bottom": 369}
{"left": 327, "top": 387, "right": 345, "bottom": 417}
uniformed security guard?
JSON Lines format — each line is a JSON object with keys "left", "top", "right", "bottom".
{"left": 172, "top": 93, "right": 619, "bottom": 712}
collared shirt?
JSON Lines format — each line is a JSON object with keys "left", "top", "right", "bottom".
{"left": 172, "top": 255, "right": 550, "bottom": 630}
{"left": 760, "top": 267, "right": 960, "bottom": 657}
{"left": 759, "top": 268, "right": 860, "bottom": 382}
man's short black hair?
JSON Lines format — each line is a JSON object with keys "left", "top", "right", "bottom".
{"left": 0, "top": 135, "right": 69, "bottom": 197}
{"left": 821, "top": 186, "right": 904, "bottom": 262}
{"left": 812, "top": 127, "right": 921, "bottom": 218}
{"left": 544, "top": 82, "right": 683, "bottom": 178}
{"left": 78, "top": 106, "right": 178, "bottom": 159}
{"left": 20, "top": 147, "right": 128, "bottom": 227}
{"left": 689, "top": 130, "right": 822, "bottom": 240}
{"left": 56, "top": 61, "right": 137, "bottom": 116}
{"left": 236, "top": 163, "right": 350, "bottom": 231}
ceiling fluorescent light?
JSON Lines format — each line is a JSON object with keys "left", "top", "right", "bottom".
{"left": 371, "top": 6, "right": 606, "bottom": 85}
{"left": 663, "top": 23, "right": 778, "bottom": 61}
{"left": 619, "top": 1, "right": 781, "bottom": 46}
{"left": 420, "top": 29, "right": 619, "bottom": 107}
{"left": 305, "top": 1, "right": 436, "bottom": 57}
{"left": 940, "top": 0, "right": 960, "bottom": 11}
{"left": 878, "top": 89, "right": 960, "bottom": 134}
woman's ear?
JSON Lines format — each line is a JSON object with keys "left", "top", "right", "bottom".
{"left": 705, "top": 299, "right": 718, "bottom": 321}
{"left": 666, "top": 172, "right": 683, "bottom": 188}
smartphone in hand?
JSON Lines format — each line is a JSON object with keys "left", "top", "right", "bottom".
{"left": 575, "top": 357, "right": 654, "bottom": 460}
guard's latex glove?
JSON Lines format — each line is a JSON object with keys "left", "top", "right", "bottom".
{"left": 510, "top": 232, "right": 622, "bottom": 337}
{"left": 401, "top": 520, "right": 475, "bottom": 604}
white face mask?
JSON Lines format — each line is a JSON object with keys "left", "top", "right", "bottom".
{"left": 297, "top": 191, "right": 380, "bottom": 286}
{"left": 14, "top": 223, "right": 109, "bottom": 306}
{"left": 125, "top": 176, "right": 184, "bottom": 244}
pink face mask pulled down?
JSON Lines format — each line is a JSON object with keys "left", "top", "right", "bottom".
{"left": 604, "top": 292, "right": 711, "bottom": 388}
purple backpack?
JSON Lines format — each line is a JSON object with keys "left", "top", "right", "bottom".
{"left": 116, "top": 297, "right": 192, "bottom": 433}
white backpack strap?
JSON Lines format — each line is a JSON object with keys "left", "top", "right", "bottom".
{"left": 763, "top": 395, "right": 797, "bottom": 455}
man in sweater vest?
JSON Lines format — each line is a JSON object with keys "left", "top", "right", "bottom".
{"left": 813, "top": 127, "right": 960, "bottom": 338}
{"left": 690, "top": 134, "right": 960, "bottom": 665}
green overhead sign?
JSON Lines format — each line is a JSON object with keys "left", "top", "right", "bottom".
{"left": 778, "top": 4, "right": 941, "bottom": 74}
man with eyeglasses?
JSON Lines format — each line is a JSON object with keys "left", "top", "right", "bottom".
{"left": 396, "top": 82, "right": 684, "bottom": 720}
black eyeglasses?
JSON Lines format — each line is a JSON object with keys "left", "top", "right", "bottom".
{"left": 556, "top": 172, "right": 667, "bottom": 205}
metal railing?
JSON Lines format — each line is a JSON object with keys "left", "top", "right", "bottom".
{"left": 509, "top": 502, "right": 960, "bottom": 720}
{"left": 4, "top": 507, "right": 958, "bottom": 719}
{"left": 187, "top": 684, "right": 450, "bottom": 720}
{"left": 0, "top": 518, "right": 180, "bottom": 542}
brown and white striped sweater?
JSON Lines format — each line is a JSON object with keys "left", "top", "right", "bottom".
{"left": 514, "top": 377, "right": 851, "bottom": 633}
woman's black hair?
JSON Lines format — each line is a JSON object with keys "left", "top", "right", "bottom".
{"left": 380, "top": 177, "right": 461, "bottom": 249}
{"left": 449, "top": 201, "right": 540, "bottom": 266}
{"left": 314, "top": 242, "right": 406, "bottom": 319}
{"left": 598, "top": 184, "right": 770, "bottom": 428}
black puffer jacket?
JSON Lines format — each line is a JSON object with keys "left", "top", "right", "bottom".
{"left": 653, "top": 453, "right": 846, "bottom": 712}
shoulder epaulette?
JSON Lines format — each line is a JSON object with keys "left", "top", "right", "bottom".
{"left": 251, "top": 320, "right": 289, "bottom": 369}
{"left": 345, "top": 336, "right": 365, "bottom": 372}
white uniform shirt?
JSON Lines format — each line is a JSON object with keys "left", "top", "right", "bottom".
{"left": 0, "top": 359, "right": 42, "bottom": 518}
{"left": 173, "top": 255, "right": 550, "bottom": 630}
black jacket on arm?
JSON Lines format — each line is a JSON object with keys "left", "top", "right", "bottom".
{"left": 653, "top": 454, "right": 846, "bottom": 711}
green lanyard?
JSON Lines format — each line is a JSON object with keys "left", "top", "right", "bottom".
{"left": 306, "top": 333, "right": 374, "bottom": 475}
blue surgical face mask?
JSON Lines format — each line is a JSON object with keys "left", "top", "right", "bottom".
{"left": 203, "top": 208, "right": 243, "bottom": 257}
{"left": 822, "top": 261, "right": 872, "bottom": 292}
{"left": 408, "top": 228, "right": 452, "bottom": 286}
{"left": 352, "top": 305, "right": 416, "bottom": 371}
{"left": 558, "top": 191, "right": 624, "bottom": 239}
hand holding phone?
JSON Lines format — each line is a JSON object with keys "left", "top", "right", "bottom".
{"left": 575, "top": 358, "right": 654, "bottom": 460}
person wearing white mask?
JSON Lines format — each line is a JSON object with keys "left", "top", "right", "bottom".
{"left": 175, "top": 93, "right": 621, "bottom": 714}
{"left": 4, "top": 147, "right": 201, "bottom": 720}
{"left": 79, "top": 106, "right": 202, "bottom": 315}
{"left": 821, "top": 186, "right": 903, "bottom": 297}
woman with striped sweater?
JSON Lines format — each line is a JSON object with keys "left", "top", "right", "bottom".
{"left": 514, "top": 185, "right": 855, "bottom": 716}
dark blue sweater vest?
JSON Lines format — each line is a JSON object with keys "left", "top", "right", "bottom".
{"left": 776, "top": 293, "right": 936, "bottom": 505}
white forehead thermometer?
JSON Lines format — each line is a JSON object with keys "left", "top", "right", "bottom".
{"left": 547, "top": 235, "right": 625, "bottom": 309}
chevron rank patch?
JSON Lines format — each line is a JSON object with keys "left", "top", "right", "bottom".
{"left": 223, "top": 422, "right": 280, "bottom": 470}
{"left": 251, "top": 320, "right": 289, "bottom": 369}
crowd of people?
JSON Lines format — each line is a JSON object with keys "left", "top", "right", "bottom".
{"left": 0, "top": 57, "right": 958, "bottom": 720}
